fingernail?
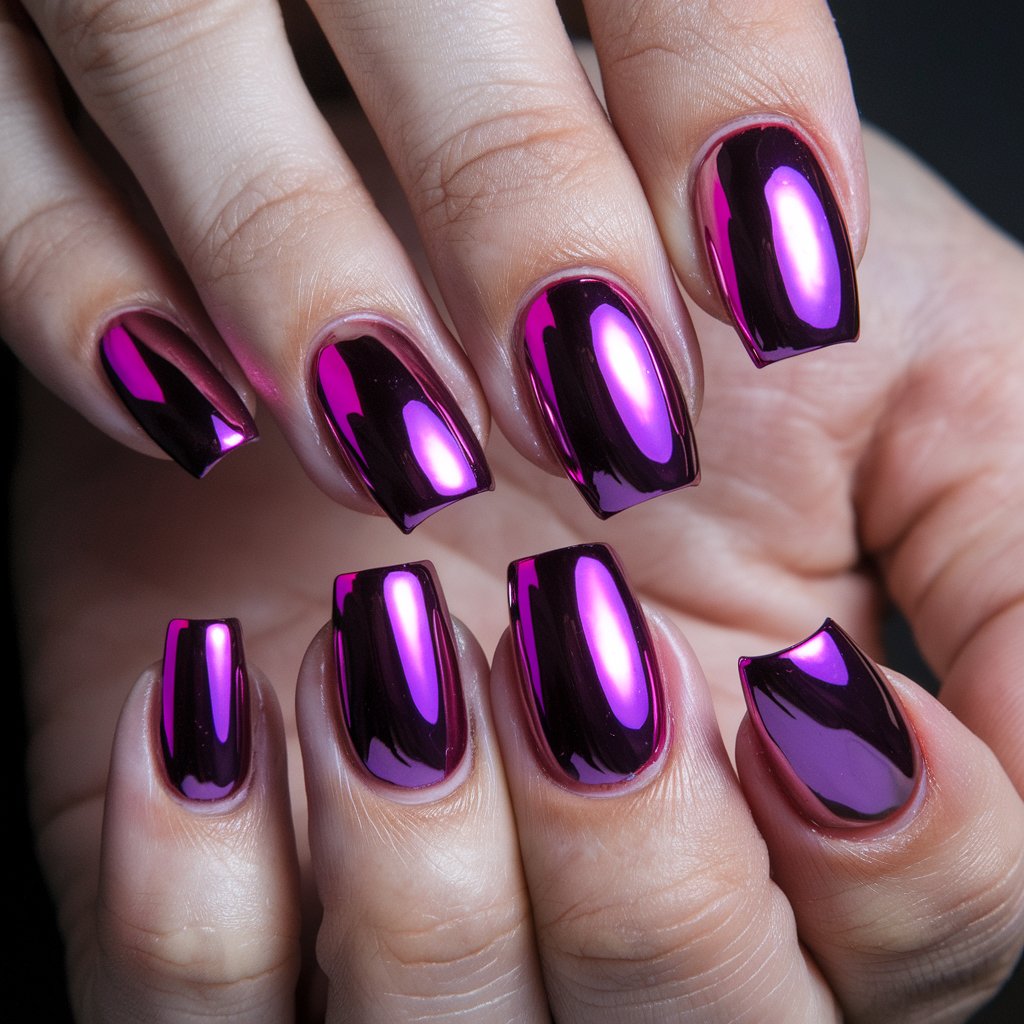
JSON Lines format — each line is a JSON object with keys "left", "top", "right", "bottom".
{"left": 519, "top": 277, "right": 699, "bottom": 518}
{"left": 315, "top": 327, "right": 493, "bottom": 533}
{"left": 332, "top": 561, "right": 467, "bottom": 788}
{"left": 695, "top": 124, "right": 859, "bottom": 367}
{"left": 161, "top": 618, "right": 250, "bottom": 800}
{"left": 738, "top": 619, "right": 919, "bottom": 826}
{"left": 507, "top": 542, "right": 664, "bottom": 786}
{"left": 100, "top": 312, "right": 258, "bottom": 477}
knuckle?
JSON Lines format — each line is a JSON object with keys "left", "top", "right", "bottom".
{"left": 406, "top": 97, "right": 602, "bottom": 234}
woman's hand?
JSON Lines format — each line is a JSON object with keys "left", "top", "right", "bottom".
{"left": 15, "top": 118, "right": 1024, "bottom": 1020}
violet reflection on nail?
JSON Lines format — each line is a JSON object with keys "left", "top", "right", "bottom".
{"left": 333, "top": 561, "right": 467, "bottom": 788}
{"left": 738, "top": 619, "right": 918, "bottom": 824}
{"left": 521, "top": 278, "right": 698, "bottom": 518}
{"left": 695, "top": 124, "right": 859, "bottom": 367}
{"left": 99, "top": 312, "right": 258, "bottom": 477}
{"left": 508, "top": 543, "right": 664, "bottom": 785}
{"left": 315, "top": 329, "right": 493, "bottom": 533}
{"left": 161, "top": 618, "right": 250, "bottom": 800}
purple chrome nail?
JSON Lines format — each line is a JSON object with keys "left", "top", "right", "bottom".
{"left": 520, "top": 278, "right": 698, "bottom": 518}
{"left": 161, "top": 618, "right": 250, "bottom": 801}
{"left": 738, "top": 619, "right": 918, "bottom": 826}
{"left": 332, "top": 561, "right": 467, "bottom": 788}
{"left": 100, "top": 312, "right": 258, "bottom": 477}
{"left": 315, "top": 327, "right": 493, "bottom": 533}
{"left": 507, "top": 543, "right": 664, "bottom": 786}
{"left": 695, "top": 124, "right": 859, "bottom": 367}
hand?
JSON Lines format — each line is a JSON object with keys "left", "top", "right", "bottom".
{"left": 15, "top": 114, "right": 1024, "bottom": 1020}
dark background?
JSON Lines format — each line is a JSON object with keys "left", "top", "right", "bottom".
{"left": 6, "top": 0, "right": 1022, "bottom": 1019}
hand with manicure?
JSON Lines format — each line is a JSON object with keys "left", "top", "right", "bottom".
{"left": 6, "top": 0, "right": 1024, "bottom": 1022}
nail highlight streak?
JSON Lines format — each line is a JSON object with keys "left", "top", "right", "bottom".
{"left": 739, "top": 619, "right": 918, "bottom": 826}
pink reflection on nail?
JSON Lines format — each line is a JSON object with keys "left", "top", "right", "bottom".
{"left": 205, "top": 622, "right": 234, "bottom": 743}
{"left": 384, "top": 570, "right": 440, "bottom": 725}
{"left": 212, "top": 415, "right": 248, "bottom": 452}
{"left": 765, "top": 168, "right": 842, "bottom": 330}
{"left": 103, "top": 323, "right": 165, "bottom": 402}
{"left": 590, "top": 303, "right": 675, "bottom": 465}
{"left": 316, "top": 344, "right": 365, "bottom": 461}
{"left": 163, "top": 619, "right": 186, "bottom": 757}
{"left": 403, "top": 401, "right": 476, "bottom": 496}
{"left": 575, "top": 555, "right": 649, "bottom": 729}
{"left": 784, "top": 629, "right": 849, "bottom": 686}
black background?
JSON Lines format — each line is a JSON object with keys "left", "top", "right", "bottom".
{"left": 6, "top": 0, "right": 1022, "bottom": 1018}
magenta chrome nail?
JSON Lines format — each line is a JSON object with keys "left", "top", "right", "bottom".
{"left": 695, "top": 124, "right": 859, "bottom": 367}
{"left": 520, "top": 278, "right": 698, "bottom": 518}
{"left": 161, "top": 618, "right": 250, "bottom": 800}
{"left": 508, "top": 543, "right": 664, "bottom": 786}
{"left": 333, "top": 561, "right": 467, "bottom": 788}
{"left": 739, "top": 620, "right": 919, "bottom": 826}
{"left": 100, "top": 312, "right": 258, "bottom": 477}
{"left": 315, "top": 328, "right": 492, "bottom": 533}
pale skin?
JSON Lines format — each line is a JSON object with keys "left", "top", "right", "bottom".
{"left": 4, "top": 1, "right": 1024, "bottom": 1021}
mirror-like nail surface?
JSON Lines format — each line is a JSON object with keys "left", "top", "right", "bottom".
{"left": 333, "top": 561, "right": 467, "bottom": 788}
{"left": 100, "top": 313, "right": 258, "bottom": 477}
{"left": 508, "top": 543, "right": 664, "bottom": 786}
{"left": 161, "top": 618, "right": 250, "bottom": 800}
{"left": 695, "top": 125, "right": 859, "bottom": 367}
{"left": 315, "top": 328, "right": 493, "bottom": 533}
{"left": 520, "top": 278, "right": 698, "bottom": 518}
{"left": 739, "top": 619, "right": 918, "bottom": 825}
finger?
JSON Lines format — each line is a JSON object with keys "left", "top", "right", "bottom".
{"left": 90, "top": 619, "right": 301, "bottom": 1023}
{"left": 586, "top": 0, "right": 866, "bottom": 366}
{"left": 296, "top": 561, "right": 547, "bottom": 1022}
{"left": 312, "top": 0, "right": 702, "bottom": 518}
{"left": 0, "top": 5, "right": 258, "bottom": 477}
{"left": 853, "top": 133, "right": 1024, "bottom": 794}
{"left": 23, "top": 0, "right": 492, "bottom": 530}
{"left": 493, "top": 542, "right": 838, "bottom": 1022}
{"left": 736, "top": 619, "right": 1024, "bottom": 1023}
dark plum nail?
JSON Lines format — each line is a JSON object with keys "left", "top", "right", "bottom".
{"left": 161, "top": 618, "right": 250, "bottom": 801}
{"left": 315, "top": 327, "right": 492, "bottom": 533}
{"left": 695, "top": 124, "right": 859, "bottom": 367}
{"left": 738, "top": 619, "right": 919, "bottom": 826}
{"left": 520, "top": 278, "right": 698, "bottom": 518}
{"left": 332, "top": 561, "right": 467, "bottom": 788}
{"left": 507, "top": 543, "right": 664, "bottom": 786}
{"left": 100, "top": 312, "right": 258, "bottom": 478}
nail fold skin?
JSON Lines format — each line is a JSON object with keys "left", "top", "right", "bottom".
{"left": 695, "top": 124, "right": 859, "bottom": 367}
{"left": 315, "top": 327, "right": 493, "bottom": 533}
{"left": 520, "top": 277, "right": 699, "bottom": 518}
{"left": 100, "top": 312, "right": 258, "bottom": 478}
{"left": 161, "top": 618, "right": 250, "bottom": 801}
{"left": 739, "top": 619, "right": 919, "bottom": 827}
{"left": 508, "top": 543, "right": 665, "bottom": 786}
{"left": 332, "top": 561, "right": 467, "bottom": 788}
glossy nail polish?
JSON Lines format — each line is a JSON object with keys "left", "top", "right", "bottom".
{"left": 100, "top": 312, "right": 258, "bottom": 477}
{"left": 333, "top": 561, "right": 467, "bottom": 788}
{"left": 695, "top": 124, "right": 859, "bottom": 367}
{"left": 161, "top": 618, "right": 250, "bottom": 800}
{"left": 738, "top": 619, "right": 918, "bottom": 826}
{"left": 520, "top": 278, "right": 698, "bottom": 518}
{"left": 315, "top": 327, "right": 493, "bottom": 533}
{"left": 508, "top": 543, "right": 664, "bottom": 786}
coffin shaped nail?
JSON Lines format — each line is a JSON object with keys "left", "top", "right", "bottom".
{"left": 508, "top": 543, "right": 664, "bottom": 785}
{"left": 332, "top": 561, "right": 467, "bottom": 788}
{"left": 520, "top": 278, "right": 698, "bottom": 518}
{"left": 695, "top": 124, "right": 859, "bottom": 367}
{"left": 315, "top": 328, "right": 493, "bottom": 533}
{"left": 738, "top": 619, "right": 919, "bottom": 826}
{"left": 100, "top": 312, "right": 258, "bottom": 477}
{"left": 161, "top": 618, "right": 250, "bottom": 800}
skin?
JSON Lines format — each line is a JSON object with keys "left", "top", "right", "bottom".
{"left": 13, "top": 118, "right": 1024, "bottom": 1020}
